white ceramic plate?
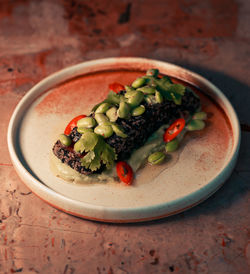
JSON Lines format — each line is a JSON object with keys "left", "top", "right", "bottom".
{"left": 7, "top": 58, "right": 240, "bottom": 222}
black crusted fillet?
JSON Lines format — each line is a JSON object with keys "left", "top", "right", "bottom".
{"left": 106, "top": 90, "right": 200, "bottom": 160}
{"left": 57, "top": 89, "right": 200, "bottom": 175}
{"left": 53, "top": 141, "right": 105, "bottom": 175}
{"left": 53, "top": 141, "right": 92, "bottom": 175}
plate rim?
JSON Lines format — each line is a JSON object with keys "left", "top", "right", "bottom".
{"left": 7, "top": 57, "right": 241, "bottom": 222}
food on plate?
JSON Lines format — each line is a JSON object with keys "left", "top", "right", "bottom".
{"left": 52, "top": 69, "right": 206, "bottom": 185}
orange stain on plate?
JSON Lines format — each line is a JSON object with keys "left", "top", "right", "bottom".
{"left": 35, "top": 70, "right": 142, "bottom": 115}
{"left": 35, "top": 75, "right": 106, "bottom": 115}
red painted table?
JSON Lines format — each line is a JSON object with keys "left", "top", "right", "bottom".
{"left": 1, "top": 1, "right": 249, "bottom": 273}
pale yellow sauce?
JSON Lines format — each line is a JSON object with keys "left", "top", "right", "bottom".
{"left": 50, "top": 153, "right": 117, "bottom": 184}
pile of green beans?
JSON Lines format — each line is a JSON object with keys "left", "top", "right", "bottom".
{"left": 73, "top": 68, "right": 175, "bottom": 143}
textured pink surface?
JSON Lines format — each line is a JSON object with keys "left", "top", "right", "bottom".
{"left": 1, "top": 0, "right": 250, "bottom": 273}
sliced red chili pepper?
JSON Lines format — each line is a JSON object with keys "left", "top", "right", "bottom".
{"left": 64, "top": 114, "right": 86, "bottom": 135}
{"left": 116, "top": 161, "right": 133, "bottom": 185}
{"left": 109, "top": 82, "right": 125, "bottom": 94}
{"left": 163, "top": 118, "right": 185, "bottom": 142}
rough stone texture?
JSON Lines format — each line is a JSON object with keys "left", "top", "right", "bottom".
{"left": 0, "top": 0, "right": 249, "bottom": 273}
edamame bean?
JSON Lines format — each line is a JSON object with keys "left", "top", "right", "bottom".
{"left": 77, "top": 117, "right": 96, "bottom": 128}
{"left": 137, "top": 86, "right": 156, "bottom": 95}
{"left": 106, "top": 106, "right": 118, "bottom": 122}
{"left": 125, "top": 85, "right": 135, "bottom": 93}
{"left": 126, "top": 91, "right": 144, "bottom": 107}
{"left": 155, "top": 91, "right": 163, "bottom": 103}
{"left": 148, "top": 151, "right": 165, "bottom": 165}
{"left": 94, "top": 113, "right": 110, "bottom": 125}
{"left": 124, "top": 89, "right": 137, "bottom": 98}
{"left": 146, "top": 68, "right": 159, "bottom": 77}
{"left": 132, "top": 77, "right": 146, "bottom": 88}
{"left": 186, "top": 119, "right": 205, "bottom": 131}
{"left": 192, "top": 111, "right": 207, "bottom": 120}
{"left": 111, "top": 124, "right": 127, "bottom": 138}
{"left": 132, "top": 105, "right": 145, "bottom": 116}
{"left": 95, "top": 102, "right": 111, "bottom": 114}
{"left": 165, "top": 139, "right": 179, "bottom": 152}
{"left": 74, "top": 139, "right": 84, "bottom": 153}
{"left": 144, "top": 95, "right": 157, "bottom": 104}
{"left": 118, "top": 101, "right": 130, "bottom": 119}
{"left": 59, "top": 134, "right": 72, "bottom": 146}
{"left": 107, "top": 91, "right": 121, "bottom": 105}
{"left": 94, "top": 124, "right": 113, "bottom": 138}
{"left": 77, "top": 127, "right": 93, "bottom": 134}
{"left": 91, "top": 99, "right": 109, "bottom": 112}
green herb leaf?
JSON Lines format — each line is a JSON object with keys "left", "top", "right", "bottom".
{"left": 82, "top": 150, "right": 95, "bottom": 164}
{"left": 155, "top": 78, "right": 172, "bottom": 93}
{"left": 159, "top": 89, "right": 172, "bottom": 101}
{"left": 161, "top": 75, "right": 173, "bottom": 84}
{"left": 80, "top": 132, "right": 99, "bottom": 152}
{"left": 155, "top": 81, "right": 185, "bottom": 104}
{"left": 170, "top": 92, "right": 182, "bottom": 105}
{"left": 88, "top": 154, "right": 102, "bottom": 171}
{"left": 81, "top": 148, "right": 101, "bottom": 172}
{"left": 101, "top": 144, "right": 117, "bottom": 169}
{"left": 168, "top": 84, "right": 185, "bottom": 96}
{"left": 80, "top": 134, "right": 117, "bottom": 172}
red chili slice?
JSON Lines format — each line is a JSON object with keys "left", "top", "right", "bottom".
{"left": 64, "top": 115, "right": 86, "bottom": 135}
{"left": 116, "top": 161, "right": 133, "bottom": 185}
{"left": 109, "top": 82, "right": 125, "bottom": 94}
{"left": 163, "top": 118, "right": 185, "bottom": 142}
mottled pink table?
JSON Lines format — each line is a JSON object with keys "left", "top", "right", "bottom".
{"left": 0, "top": 1, "right": 249, "bottom": 273}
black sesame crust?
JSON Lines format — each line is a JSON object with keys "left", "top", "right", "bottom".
{"left": 106, "top": 90, "right": 200, "bottom": 160}
{"left": 53, "top": 140, "right": 105, "bottom": 175}
{"left": 53, "top": 140, "right": 93, "bottom": 175}
{"left": 52, "top": 89, "right": 200, "bottom": 175}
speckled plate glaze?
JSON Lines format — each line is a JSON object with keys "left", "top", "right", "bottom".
{"left": 7, "top": 58, "right": 240, "bottom": 223}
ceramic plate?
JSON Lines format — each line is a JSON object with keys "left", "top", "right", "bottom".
{"left": 7, "top": 58, "right": 240, "bottom": 222}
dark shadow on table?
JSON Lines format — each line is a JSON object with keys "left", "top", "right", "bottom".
{"left": 173, "top": 64, "right": 250, "bottom": 124}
